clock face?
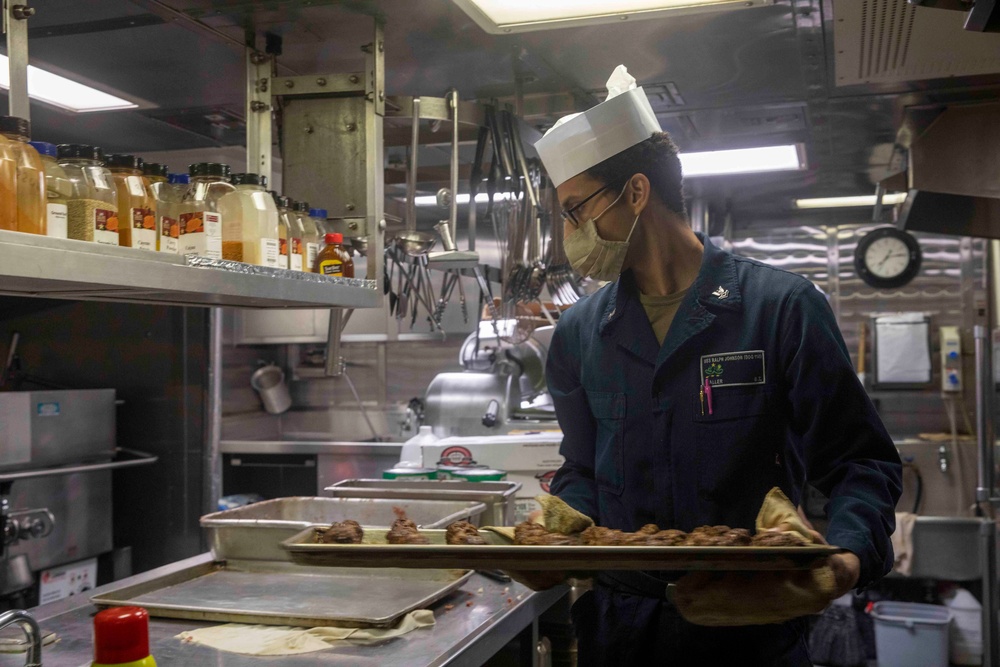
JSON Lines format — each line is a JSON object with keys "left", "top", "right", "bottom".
{"left": 863, "top": 236, "right": 911, "bottom": 279}
{"left": 854, "top": 228, "right": 922, "bottom": 289}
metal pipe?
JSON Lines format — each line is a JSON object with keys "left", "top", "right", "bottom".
{"left": 689, "top": 199, "right": 709, "bottom": 236}
{"left": 974, "top": 325, "right": 994, "bottom": 505}
{"left": 449, "top": 89, "right": 460, "bottom": 242}
{"left": 0, "top": 609, "right": 42, "bottom": 666}
{"left": 5, "top": 2, "right": 29, "bottom": 120}
{"left": 325, "top": 308, "right": 344, "bottom": 377}
{"left": 406, "top": 97, "right": 420, "bottom": 232}
{"left": 974, "top": 322, "right": 999, "bottom": 667}
{"left": 204, "top": 308, "right": 223, "bottom": 516}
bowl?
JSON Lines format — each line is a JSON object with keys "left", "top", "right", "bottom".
{"left": 395, "top": 231, "right": 436, "bottom": 257}
{"left": 350, "top": 236, "right": 369, "bottom": 257}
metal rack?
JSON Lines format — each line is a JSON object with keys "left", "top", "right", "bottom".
{"left": 0, "top": 231, "right": 379, "bottom": 309}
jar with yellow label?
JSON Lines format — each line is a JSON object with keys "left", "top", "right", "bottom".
{"left": 108, "top": 154, "right": 157, "bottom": 251}
{"left": 315, "top": 232, "right": 354, "bottom": 278}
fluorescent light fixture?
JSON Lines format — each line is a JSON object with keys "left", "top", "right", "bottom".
{"left": 0, "top": 55, "right": 137, "bottom": 113}
{"left": 680, "top": 145, "right": 804, "bottom": 177}
{"left": 453, "top": 0, "right": 767, "bottom": 33}
{"left": 794, "top": 193, "right": 908, "bottom": 209}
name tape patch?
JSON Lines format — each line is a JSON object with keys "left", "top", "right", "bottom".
{"left": 700, "top": 350, "right": 766, "bottom": 388}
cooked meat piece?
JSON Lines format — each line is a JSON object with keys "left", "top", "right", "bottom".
{"left": 720, "top": 528, "right": 752, "bottom": 546}
{"left": 315, "top": 519, "right": 364, "bottom": 544}
{"left": 646, "top": 529, "right": 688, "bottom": 546}
{"left": 386, "top": 508, "right": 430, "bottom": 545}
{"left": 579, "top": 526, "right": 624, "bottom": 546}
{"left": 638, "top": 523, "right": 660, "bottom": 535}
{"left": 446, "top": 520, "right": 487, "bottom": 545}
{"left": 690, "top": 525, "right": 732, "bottom": 537}
{"left": 751, "top": 531, "right": 812, "bottom": 547}
{"left": 513, "top": 521, "right": 578, "bottom": 545}
{"left": 619, "top": 531, "right": 655, "bottom": 545}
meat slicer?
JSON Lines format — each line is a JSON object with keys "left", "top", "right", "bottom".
{"left": 423, "top": 324, "right": 558, "bottom": 437}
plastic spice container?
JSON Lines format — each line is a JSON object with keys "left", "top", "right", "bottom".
{"left": 315, "top": 232, "right": 354, "bottom": 277}
{"left": 218, "top": 173, "right": 280, "bottom": 266}
{"left": 57, "top": 144, "right": 119, "bottom": 245}
{"left": 29, "top": 141, "right": 69, "bottom": 239}
{"left": 142, "top": 163, "right": 168, "bottom": 250}
{"left": 286, "top": 201, "right": 308, "bottom": 271}
{"left": 155, "top": 174, "right": 188, "bottom": 254}
{"left": 179, "top": 162, "right": 232, "bottom": 259}
{"left": 272, "top": 194, "right": 303, "bottom": 270}
{"left": 293, "top": 201, "right": 319, "bottom": 272}
{"left": 107, "top": 154, "right": 156, "bottom": 251}
{"left": 0, "top": 116, "right": 45, "bottom": 235}
{"left": 307, "top": 208, "right": 328, "bottom": 272}
{"left": 0, "top": 135, "right": 14, "bottom": 231}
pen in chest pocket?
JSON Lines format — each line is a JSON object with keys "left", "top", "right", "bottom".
{"left": 703, "top": 377, "right": 714, "bottom": 415}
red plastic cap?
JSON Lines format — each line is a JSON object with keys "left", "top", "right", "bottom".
{"left": 326, "top": 233, "right": 343, "bottom": 244}
{"left": 94, "top": 606, "right": 150, "bottom": 664}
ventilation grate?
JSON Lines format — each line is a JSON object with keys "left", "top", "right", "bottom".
{"left": 835, "top": 0, "right": 1000, "bottom": 86}
{"left": 859, "top": 0, "right": 917, "bottom": 79}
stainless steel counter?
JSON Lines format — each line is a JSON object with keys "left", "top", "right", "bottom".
{"left": 4, "top": 553, "right": 566, "bottom": 667}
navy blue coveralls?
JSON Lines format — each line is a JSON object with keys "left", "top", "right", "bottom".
{"left": 546, "top": 234, "right": 902, "bottom": 666}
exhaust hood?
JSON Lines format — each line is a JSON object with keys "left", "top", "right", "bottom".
{"left": 893, "top": 102, "right": 1000, "bottom": 238}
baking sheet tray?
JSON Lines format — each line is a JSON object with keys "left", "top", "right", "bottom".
{"left": 201, "top": 496, "right": 487, "bottom": 561}
{"left": 282, "top": 527, "right": 843, "bottom": 572}
{"left": 91, "top": 559, "right": 472, "bottom": 628}
{"left": 324, "top": 479, "right": 522, "bottom": 526}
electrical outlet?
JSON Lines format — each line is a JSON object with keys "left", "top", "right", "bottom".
{"left": 940, "top": 326, "right": 962, "bottom": 392}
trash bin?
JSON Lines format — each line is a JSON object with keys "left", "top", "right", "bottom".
{"left": 871, "top": 601, "right": 952, "bottom": 667}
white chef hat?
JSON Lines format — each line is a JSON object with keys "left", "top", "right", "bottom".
{"left": 534, "top": 65, "right": 662, "bottom": 188}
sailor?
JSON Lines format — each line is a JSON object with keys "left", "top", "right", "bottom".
{"left": 531, "top": 65, "right": 902, "bottom": 665}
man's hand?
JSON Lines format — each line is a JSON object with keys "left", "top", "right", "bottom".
{"left": 775, "top": 508, "right": 860, "bottom": 600}
{"left": 828, "top": 551, "right": 861, "bottom": 598}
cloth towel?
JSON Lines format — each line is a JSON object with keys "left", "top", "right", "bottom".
{"left": 673, "top": 487, "right": 837, "bottom": 627}
{"left": 891, "top": 511, "right": 917, "bottom": 576}
{"left": 175, "top": 609, "right": 435, "bottom": 656}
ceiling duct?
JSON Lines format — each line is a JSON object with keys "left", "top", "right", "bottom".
{"left": 894, "top": 102, "right": 1000, "bottom": 238}
{"left": 833, "top": 0, "right": 1000, "bottom": 85}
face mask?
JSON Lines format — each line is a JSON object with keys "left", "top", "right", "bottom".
{"left": 563, "top": 185, "right": 641, "bottom": 281}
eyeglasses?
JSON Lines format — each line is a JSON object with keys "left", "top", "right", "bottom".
{"left": 560, "top": 184, "right": 611, "bottom": 226}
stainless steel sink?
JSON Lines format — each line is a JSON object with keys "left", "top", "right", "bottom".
{"left": 902, "top": 516, "right": 984, "bottom": 581}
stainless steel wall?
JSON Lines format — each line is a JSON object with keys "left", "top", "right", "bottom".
{"left": 730, "top": 223, "right": 987, "bottom": 437}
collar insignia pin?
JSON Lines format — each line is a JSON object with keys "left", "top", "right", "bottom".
{"left": 712, "top": 286, "right": 730, "bottom": 300}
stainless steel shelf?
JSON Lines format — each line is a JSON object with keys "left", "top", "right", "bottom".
{"left": 0, "top": 230, "right": 380, "bottom": 309}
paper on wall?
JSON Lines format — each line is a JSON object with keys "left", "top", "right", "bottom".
{"left": 875, "top": 313, "right": 931, "bottom": 384}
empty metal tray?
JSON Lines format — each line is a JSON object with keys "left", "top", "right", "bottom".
{"left": 201, "top": 496, "right": 486, "bottom": 561}
{"left": 91, "top": 559, "right": 472, "bottom": 628}
{"left": 325, "top": 478, "right": 522, "bottom": 526}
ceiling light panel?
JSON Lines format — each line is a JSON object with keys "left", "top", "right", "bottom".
{"left": 452, "top": 0, "right": 770, "bottom": 33}
{"left": 680, "top": 145, "right": 805, "bottom": 177}
{"left": 794, "top": 193, "right": 908, "bottom": 209}
{"left": 0, "top": 55, "right": 137, "bottom": 113}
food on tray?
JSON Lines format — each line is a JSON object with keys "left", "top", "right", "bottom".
{"left": 386, "top": 507, "right": 430, "bottom": 545}
{"left": 513, "top": 521, "right": 579, "bottom": 546}
{"left": 751, "top": 531, "right": 812, "bottom": 547}
{"left": 684, "top": 526, "right": 753, "bottom": 547}
{"left": 314, "top": 519, "right": 364, "bottom": 544}
{"left": 445, "top": 521, "right": 487, "bottom": 545}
